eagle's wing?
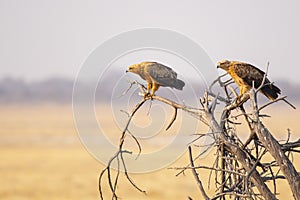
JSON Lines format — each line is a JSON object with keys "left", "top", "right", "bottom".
{"left": 233, "top": 62, "right": 270, "bottom": 88}
{"left": 146, "top": 62, "right": 178, "bottom": 87}
{"left": 233, "top": 62, "right": 281, "bottom": 99}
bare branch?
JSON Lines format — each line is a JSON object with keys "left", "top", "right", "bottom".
{"left": 98, "top": 96, "right": 148, "bottom": 199}
{"left": 259, "top": 96, "right": 288, "bottom": 111}
{"left": 126, "top": 129, "right": 142, "bottom": 159}
{"left": 165, "top": 107, "right": 177, "bottom": 130}
{"left": 120, "top": 152, "right": 146, "bottom": 194}
{"left": 170, "top": 165, "right": 246, "bottom": 177}
{"left": 208, "top": 74, "right": 231, "bottom": 103}
{"left": 188, "top": 146, "right": 210, "bottom": 200}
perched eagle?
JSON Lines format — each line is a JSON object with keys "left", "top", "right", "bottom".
{"left": 126, "top": 61, "right": 185, "bottom": 95}
{"left": 217, "top": 60, "right": 295, "bottom": 109}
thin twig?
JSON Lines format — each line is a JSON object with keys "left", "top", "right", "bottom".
{"left": 126, "top": 129, "right": 142, "bottom": 159}
{"left": 166, "top": 107, "right": 178, "bottom": 130}
{"left": 170, "top": 165, "right": 246, "bottom": 177}
{"left": 259, "top": 96, "right": 288, "bottom": 111}
{"left": 188, "top": 146, "right": 210, "bottom": 200}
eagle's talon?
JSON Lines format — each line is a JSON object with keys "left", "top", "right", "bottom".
{"left": 149, "top": 94, "right": 154, "bottom": 100}
{"left": 142, "top": 92, "right": 151, "bottom": 99}
{"left": 148, "top": 93, "right": 154, "bottom": 99}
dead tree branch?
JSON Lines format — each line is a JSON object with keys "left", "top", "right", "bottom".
{"left": 250, "top": 89, "right": 300, "bottom": 199}
{"left": 98, "top": 76, "right": 299, "bottom": 200}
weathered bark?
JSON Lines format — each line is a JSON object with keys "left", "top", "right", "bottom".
{"left": 250, "top": 90, "right": 300, "bottom": 200}
{"left": 207, "top": 112, "right": 277, "bottom": 200}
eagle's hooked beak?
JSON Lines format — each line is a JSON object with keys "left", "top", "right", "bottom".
{"left": 125, "top": 70, "right": 128, "bottom": 73}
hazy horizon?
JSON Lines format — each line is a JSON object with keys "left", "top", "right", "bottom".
{"left": 1, "top": 73, "right": 300, "bottom": 105}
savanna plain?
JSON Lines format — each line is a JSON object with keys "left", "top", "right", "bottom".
{"left": 1, "top": 102, "right": 299, "bottom": 200}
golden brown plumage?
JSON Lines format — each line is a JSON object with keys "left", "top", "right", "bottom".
{"left": 126, "top": 61, "right": 185, "bottom": 95}
{"left": 217, "top": 60, "right": 295, "bottom": 109}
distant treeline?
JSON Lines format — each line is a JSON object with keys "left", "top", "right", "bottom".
{"left": 0, "top": 77, "right": 74, "bottom": 104}
{"left": 0, "top": 76, "right": 299, "bottom": 104}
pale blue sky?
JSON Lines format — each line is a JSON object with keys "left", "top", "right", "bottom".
{"left": 1, "top": 0, "right": 300, "bottom": 82}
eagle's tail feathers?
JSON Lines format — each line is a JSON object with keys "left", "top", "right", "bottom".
{"left": 261, "top": 85, "right": 296, "bottom": 109}
{"left": 174, "top": 79, "right": 185, "bottom": 90}
{"left": 261, "top": 84, "right": 281, "bottom": 100}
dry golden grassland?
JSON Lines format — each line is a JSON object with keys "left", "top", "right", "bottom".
{"left": 0, "top": 103, "right": 299, "bottom": 199}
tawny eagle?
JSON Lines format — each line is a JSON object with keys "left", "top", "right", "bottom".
{"left": 126, "top": 61, "right": 185, "bottom": 95}
{"left": 217, "top": 60, "right": 295, "bottom": 109}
